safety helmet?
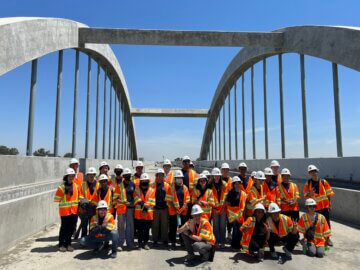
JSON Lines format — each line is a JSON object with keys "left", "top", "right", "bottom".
{"left": 156, "top": 168, "right": 165, "bottom": 175}
{"left": 69, "top": 158, "right": 79, "bottom": 165}
{"left": 191, "top": 204, "right": 204, "bottom": 215}
{"left": 122, "top": 168, "right": 132, "bottom": 176}
{"left": 86, "top": 167, "right": 97, "bottom": 175}
{"left": 308, "top": 164, "right": 319, "bottom": 172}
{"left": 163, "top": 159, "right": 172, "bottom": 166}
{"left": 140, "top": 173, "right": 150, "bottom": 181}
{"left": 264, "top": 167, "right": 274, "bottom": 176}
{"left": 135, "top": 161, "right": 144, "bottom": 168}
{"left": 268, "top": 202, "right": 281, "bottom": 213}
{"left": 255, "top": 171, "right": 266, "bottom": 180}
{"left": 182, "top": 156, "right": 191, "bottom": 161}
{"left": 202, "top": 170, "right": 210, "bottom": 176}
{"left": 232, "top": 176, "right": 242, "bottom": 183}
{"left": 211, "top": 167, "right": 221, "bottom": 176}
{"left": 98, "top": 174, "right": 108, "bottom": 182}
{"left": 254, "top": 203, "right": 266, "bottom": 212}
{"left": 305, "top": 198, "right": 317, "bottom": 206}
{"left": 270, "top": 160, "right": 280, "bottom": 167}
{"left": 174, "top": 170, "right": 184, "bottom": 178}
{"left": 115, "top": 164, "right": 123, "bottom": 170}
{"left": 189, "top": 161, "right": 194, "bottom": 166}
{"left": 65, "top": 168, "right": 76, "bottom": 176}
{"left": 251, "top": 171, "right": 257, "bottom": 177}
{"left": 281, "top": 168, "right": 291, "bottom": 175}
{"left": 238, "top": 162, "right": 247, "bottom": 168}
{"left": 97, "top": 200, "right": 108, "bottom": 209}
{"left": 198, "top": 174, "right": 207, "bottom": 180}
{"left": 99, "top": 161, "right": 110, "bottom": 169}
{"left": 221, "top": 163, "right": 230, "bottom": 170}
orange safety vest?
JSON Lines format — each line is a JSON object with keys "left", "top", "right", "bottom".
{"left": 134, "top": 187, "right": 156, "bottom": 220}
{"left": 275, "top": 182, "right": 300, "bottom": 212}
{"left": 227, "top": 190, "right": 247, "bottom": 224}
{"left": 186, "top": 218, "right": 216, "bottom": 246}
{"left": 263, "top": 177, "right": 282, "bottom": 208}
{"left": 211, "top": 180, "right": 228, "bottom": 212}
{"left": 73, "top": 172, "right": 84, "bottom": 188}
{"left": 187, "top": 169, "right": 198, "bottom": 194}
{"left": 303, "top": 179, "right": 334, "bottom": 210}
{"left": 90, "top": 212, "right": 116, "bottom": 238}
{"left": 132, "top": 174, "right": 141, "bottom": 187}
{"left": 297, "top": 213, "right": 331, "bottom": 247}
{"left": 240, "top": 216, "right": 256, "bottom": 254}
{"left": 246, "top": 185, "right": 264, "bottom": 217}
{"left": 191, "top": 188, "right": 215, "bottom": 220}
{"left": 239, "top": 176, "right": 254, "bottom": 194}
{"left": 165, "top": 171, "right": 174, "bottom": 186}
{"left": 80, "top": 181, "right": 99, "bottom": 201}
{"left": 165, "top": 184, "right": 190, "bottom": 216}
{"left": 91, "top": 187, "right": 114, "bottom": 209}
{"left": 267, "top": 214, "right": 293, "bottom": 238}
{"left": 54, "top": 182, "right": 79, "bottom": 216}
{"left": 222, "top": 176, "right": 233, "bottom": 192}
{"left": 114, "top": 180, "right": 127, "bottom": 215}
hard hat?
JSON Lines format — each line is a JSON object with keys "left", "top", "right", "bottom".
{"left": 254, "top": 203, "right": 266, "bottom": 212}
{"left": 99, "top": 161, "right": 109, "bottom": 169}
{"left": 189, "top": 161, "right": 194, "bottom": 166}
{"left": 156, "top": 168, "right": 165, "bottom": 175}
{"left": 163, "top": 159, "right": 172, "bottom": 166}
{"left": 174, "top": 170, "right": 184, "bottom": 178}
{"left": 232, "top": 176, "right": 242, "bottom": 183}
{"left": 251, "top": 171, "right": 257, "bottom": 177}
{"left": 86, "top": 167, "right": 97, "bottom": 175}
{"left": 221, "top": 163, "right": 230, "bottom": 170}
{"left": 122, "top": 168, "right": 132, "bottom": 176}
{"left": 211, "top": 167, "right": 221, "bottom": 176}
{"left": 97, "top": 200, "right": 108, "bottom": 209}
{"left": 202, "top": 170, "right": 210, "bottom": 176}
{"left": 98, "top": 174, "right": 108, "bottom": 182}
{"left": 305, "top": 198, "right": 317, "bottom": 206}
{"left": 191, "top": 204, "right": 204, "bottom": 215}
{"left": 255, "top": 171, "right": 266, "bottom": 180}
{"left": 308, "top": 164, "right": 319, "bottom": 172}
{"left": 264, "top": 167, "right": 274, "bottom": 176}
{"left": 182, "top": 156, "right": 191, "bottom": 161}
{"left": 198, "top": 174, "right": 207, "bottom": 180}
{"left": 281, "top": 168, "right": 291, "bottom": 175}
{"left": 115, "top": 164, "right": 123, "bottom": 170}
{"left": 140, "top": 173, "right": 150, "bottom": 181}
{"left": 238, "top": 162, "right": 247, "bottom": 168}
{"left": 135, "top": 161, "right": 144, "bottom": 168}
{"left": 65, "top": 168, "right": 76, "bottom": 176}
{"left": 270, "top": 160, "right": 280, "bottom": 167}
{"left": 69, "top": 158, "right": 79, "bottom": 165}
{"left": 268, "top": 202, "right": 281, "bottom": 213}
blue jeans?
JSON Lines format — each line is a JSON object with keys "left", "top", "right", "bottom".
{"left": 80, "top": 230, "right": 119, "bottom": 252}
{"left": 117, "top": 208, "right": 135, "bottom": 248}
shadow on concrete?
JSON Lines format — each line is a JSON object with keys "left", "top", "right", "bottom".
{"left": 35, "top": 236, "right": 58, "bottom": 242}
{"left": 30, "top": 245, "right": 59, "bottom": 253}
{"left": 165, "top": 255, "right": 205, "bottom": 267}
{"left": 229, "top": 252, "right": 259, "bottom": 264}
{"left": 73, "top": 249, "right": 115, "bottom": 260}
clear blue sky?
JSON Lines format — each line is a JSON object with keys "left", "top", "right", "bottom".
{"left": 1, "top": 0, "right": 360, "bottom": 161}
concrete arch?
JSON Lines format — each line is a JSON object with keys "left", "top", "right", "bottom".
{"left": 0, "top": 17, "right": 137, "bottom": 158}
{"left": 200, "top": 25, "right": 360, "bottom": 159}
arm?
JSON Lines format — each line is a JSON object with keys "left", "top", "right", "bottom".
{"left": 54, "top": 186, "right": 64, "bottom": 203}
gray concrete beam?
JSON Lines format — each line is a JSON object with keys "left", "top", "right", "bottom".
{"left": 79, "top": 28, "right": 284, "bottom": 48}
{"left": 131, "top": 108, "right": 209, "bottom": 118}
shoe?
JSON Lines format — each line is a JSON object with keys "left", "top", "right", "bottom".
{"left": 152, "top": 241, "right": 158, "bottom": 247}
{"left": 59, "top": 246, "right": 66, "bottom": 252}
{"left": 258, "top": 248, "right": 265, "bottom": 262}
{"left": 326, "top": 238, "right": 334, "bottom": 247}
{"left": 282, "top": 247, "right": 292, "bottom": 259}
{"left": 111, "top": 251, "right": 117, "bottom": 258}
{"left": 270, "top": 251, "right": 278, "bottom": 259}
{"left": 143, "top": 244, "right": 150, "bottom": 250}
{"left": 117, "top": 246, "right": 123, "bottom": 252}
{"left": 67, "top": 246, "right": 74, "bottom": 252}
{"left": 104, "top": 242, "right": 110, "bottom": 249}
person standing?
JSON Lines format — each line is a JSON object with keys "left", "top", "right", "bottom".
{"left": 270, "top": 160, "right": 282, "bottom": 183}
{"left": 238, "top": 162, "right": 253, "bottom": 194}
{"left": 263, "top": 167, "right": 279, "bottom": 209}
{"left": 221, "top": 163, "right": 233, "bottom": 191}
{"left": 132, "top": 161, "right": 144, "bottom": 187}
{"left": 245, "top": 171, "right": 266, "bottom": 217}
{"left": 92, "top": 174, "right": 114, "bottom": 216}
{"left": 99, "top": 161, "right": 113, "bottom": 188}
{"left": 163, "top": 159, "right": 174, "bottom": 186}
{"left": 181, "top": 156, "right": 197, "bottom": 194}
{"left": 191, "top": 174, "right": 215, "bottom": 220}
{"left": 69, "top": 158, "right": 83, "bottom": 189}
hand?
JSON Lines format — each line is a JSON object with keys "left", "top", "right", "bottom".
{"left": 102, "top": 222, "right": 108, "bottom": 228}
{"left": 309, "top": 188, "right": 315, "bottom": 197}
{"left": 143, "top": 203, "right": 150, "bottom": 209}
{"left": 200, "top": 200, "right": 209, "bottom": 207}
{"left": 263, "top": 222, "right": 269, "bottom": 233}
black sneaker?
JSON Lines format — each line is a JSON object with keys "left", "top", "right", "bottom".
{"left": 111, "top": 251, "right": 117, "bottom": 258}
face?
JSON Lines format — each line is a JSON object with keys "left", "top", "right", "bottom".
{"left": 136, "top": 166, "right": 143, "bottom": 175}
{"left": 157, "top": 173, "right": 165, "bottom": 181}
{"left": 255, "top": 178, "right": 263, "bottom": 187}
{"left": 233, "top": 181, "right": 241, "bottom": 190}
{"left": 87, "top": 174, "right": 96, "bottom": 182}
{"left": 270, "top": 212, "right": 280, "bottom": 221}
{"left": 98, "top": 208, "right": 107, "bottom": 218}
{"left": 182, "top": 160, "right": 190, "bottom": 170}
{"left": 271, "top": 166, "right": 279, "bottom": 175}
{"left": 213, "top": 175, "right": 220, "bottom": 182}
{"left": 282, "top": 174, "right": 290, "bottom": 183}
{"left": 67, "top": 174, "right": 75, "bottom": 183}
{"left": 124, "top": 174, "right": 131, "bottom": 181}
{"left": 309, "top": 170, "right": 318, "bottom": 179}
{"left": 70, "top": 163, "right": 79, "bottom": 171}
{"left": 192, "top": 214, "right": 201, "bottom": 223}
{"left": 307, "top": 205, "right": 316, "bottom": 214}
{"left": 175, "top": 178, "right": 183, "bottom": 186}
{"left": 114, "top": 169, "right": 123, "bottom": 176}
{"left": 221, "top": 168, "right": 229, "bottom": 177}
{"left": 199, "top": 178, "right": 207, "bottom": 188}
{"left": 140, "top": 180, "right": 149, "bottom": 188}
{"left": 239, "top": 167, "right": 247, "bottom": 175}
{"left": 100, "top": 166, "right": 109, "bottom": 175}
{"left": 163, "top": 164, "right": 171, "bottom": 172}
{"left": 254, "top": 209, "right": 265, "bottom": 220}
{"left": 99, "top": 180, "right": 108, "bottom": 189}
{"left": 265, "top": 175, "right": 272, "bottom": 182}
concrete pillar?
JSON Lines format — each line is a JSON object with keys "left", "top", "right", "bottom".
{"left": 234, "top": 82, "right": 238, "bottom": 160}
{"left": 54, "top": 51, "right": 63, "bottom": 157}
{"left": 72, "top": 50, "right": 79, "bottom": 158}
{"left": 218, "top": 115, "right": 221, "bottom": 160}
{"left": 214, "top": 119, "right": 217, "bottom": 159}
{"left": 279, "top": 54, "right": 285, "bottom": 158}
{"left": 251, "top": 66, "right": 256, "bottom": 159}
{"left": 300, "top": 54, "right": 309, "bottom": 158}
{"left": 242, "top": 75, "right": 246, "bottom": 160}
{"left": 95, "top": 63, "right": 100, "bottom": 159}
{"left": 121, "top": 102, "right": 124, "bottom": 160}
{"left": 228, "top": 90, "right": 232, "bottom": 160}
{"left": 263, "top": 58, "right": 269, "bottom": 159}
{"left": 118, "top": 96, "right": 121, "bottom": 160}
{"left": 26, "top": 59, "right": 38, "bottom": 156}
{"left": 102, "top": 70, "right": 107, "bottom": 159}
{"left": 85, "top": 55, "right": 91, "bottom": 158}
{"left": 223, "top": 104, "right": 226, "bottom": 160}
{"left": 332, "top": 63, "right": 343, "bottom": 157}
{"left": 108, "top": 78, "right": 112, "bottom": 159}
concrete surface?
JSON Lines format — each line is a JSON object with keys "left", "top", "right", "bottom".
{"left": 131, "top": 108, "right": 209, "bottom": 118}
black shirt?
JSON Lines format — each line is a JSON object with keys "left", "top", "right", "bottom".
{"left": 176, "top": 185, "right": 184, "bottom": 208}
{"left": 281, "top": 182, "right": 290, "bottom": 191}
{"left": 214, "top": 182, "right": 222, "bottom": 199}
{"left": 239, "top": 175, "right": 250, "bottom": 189}
{"left": 310, "top": 179, "right": 320, "bottom": 194}
{"left": 87, "top": 181, "right": 96, "bottom": 195}
{"left": 182, "top": 169, "right": 189, "bottom": 188}
{"left": 100, "top": 187, "right": 109, "bottom": 200}
{"left": 226, "top": 189, "right": 241, "bottom": 206}
{"left": 155, "top": 182, "right": 167, "bottom": 209}
{"left": 268, "top": 175, "right": 279, "bottom": 191}
{"left": 124, "top": 181, "right": 135, "bottom": 205}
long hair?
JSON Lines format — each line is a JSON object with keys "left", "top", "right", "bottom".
{"left": 63, "top": 175, "right": 73, "bottom": 195}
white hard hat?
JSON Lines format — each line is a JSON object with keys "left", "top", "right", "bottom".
{"left": 232, "top": 176, "right": 242, "bottom": 183}
{"left": 115, "top": 164, "right": 123, "bottom": 170}
{"left": 270, "top": 160, "right": 280, "bottom": 167}
{"left": 99, "top": 161, "right": 109, "bottom": 168}
{"left": 198, "top": 174, "right": 207, "bottom": 180}
{"left": 70, "top": 158, "right": 79, "bottom": 165}
{"left": 264, "top": 167, "right": 274, "bottom": 176}
{"left": 191, "top": 204, "right": 204, "bottom": 215}
{"left": 251, "top": 171, "right": 257, "bottom": 177}
{"left": 255, "top": 171, "right": 266, "bottom": 180}
{"left": 135, "top": 161, "right": 144, "bottom": 168}
{"left": 202, "top": 170, "right": 210, "bottom": 176}
{"left": 211, "top": 167, "right": 221, "bottom": 176}
{"left": 174, "top": 170, "right": 184, "bottom": 178}
{"left": 86, "top": 167, "right": 97, "bottom": 175}
{"left": 97, "top": 200, "right": 108, "bottom": 209}
{"left": 122, "top": 168, "right": 132, "bottom": 175}
{"left": 221, "top": 163, "right": 230, "bottom": 169}
{"left": 156, "top": 168, "right": 165, "bottom": 175}
{"left": 305, "top": 198, "right": 317, "bottom": 206}
{"left": 268, "top": 202, "right": 281, "bottom": 213}
{"left": 98, "top": 174, "right": 108, "bottom": 182}
{"left": 308, "top": 164, "right": 319, "bottom": 172}
{"left": 281, "top": 168, "right": 291, "bottom": 175}
{"left": 254, "top": 203, "right": 266, "bottom": 212}
{"left": 65, "top": 168, "right": 76, "bottom": 176}
{"left": 163, "top": 159, "right": 172, "bottom": 166}
{"left": 140, "top": 173, "right": 150, "bottom": 181}
{"left": 238, "top": 162, "right": 247, "bottom": 168}
{"left": 189, "top": 161, "right": 194, "bottom": 166}
{"left": 182, "top": 156, "right": 191, "bottom": 161}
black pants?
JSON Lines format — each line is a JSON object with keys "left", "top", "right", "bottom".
{"left": 268, "top": 232, "right": 299, "bottom": 252}
{"left": 249, "top": 234, "right": 267, "bottom": 253}
{"left": 59, "top": 214, "right": 78, "bottom": 247}
{"left": 231, "top": 222, "right": 243, "bottom": 249}
{"left": 169, "top": 215, "right": 187, "bottom": 244}
{"left": 80, "top": 216, "right": 90, "bottom": 238}
{"left": 136, "top": 219, "right": 152, "bottom": 245}
{"left": 282, "top": 211, "right": 300, "bottom": 222}
{"left": 317, "top": 208, "right": 331, "bottom": 228}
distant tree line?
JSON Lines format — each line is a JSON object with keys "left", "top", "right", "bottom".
{"left": 0, "top": 145, "right": 73, "bottom": 157}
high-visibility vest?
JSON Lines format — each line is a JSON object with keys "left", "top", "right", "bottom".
{"left": 80, "top": 181, "right": 99, "bottom": 200}
{"left": 211, "top": 180, "right": 228, "bottom": 212}
{"left": 54, "top": 182, "right": 79, "bottom": 216}
{"left": 187, "top": 169, "right": 198, "bottom": 194}
{"left": 297, "top": 213, "right": 331, "bottom": 247}
{"left": 191, "top": 188, "right": 215, "bottom": 220}
{"left": 165, "top": 171, "right": 174, "bottom": 186}
{"left": 275, "top": 182, "right": 300, "bottom": 212}
{"left": 267, "top": 214, "right": 293, "bottom": 238}
{"left": 91, "top": 187, "right": 114, "bottom": 208}
{"left": 186, "top": 218, "right": 216, "bottom": 246}
{"left": 165, "top": 184, "right": 190, "bottom": 216}
{"left": 90, "top": 212, "right": 116, "bottom": 238}
{"left": 131, "top": 174, "right": 141, "bottom": 187}
{"left": 227, "top": 190, "right": 247, "bottom": 224}
{"left": 239, "top": 176, "right": 254, "bottom": 194}
{"left": 134, "top": 187, "right": 156, "bottom": 220}
{"left": 107, "top": 175, "right": 113, "bottom": 188}
{"left": 303, "top": 179, "right": 334, "bottom": 210}
{"left": 223, "top": 176, "right": 233, "bottom": 192}
{"left": 263, "top": 177, "right": 282, "bottom": 208}
{"left": 114, "top": 180, "right": 127, "bottom": 215}
{"left": 246, "top": 185, "right": 264, "bottom": 217}
{"left": 240, "top": 216, "right": 256, "bottom": 254}
{"left": 73, "top": 172, "right": 84, "bottom": 188}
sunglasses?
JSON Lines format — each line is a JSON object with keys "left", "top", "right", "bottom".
{"left": 308, "top": 205, "right": 316, "bottom": 208}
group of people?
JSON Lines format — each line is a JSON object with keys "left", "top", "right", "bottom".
{"left": 54, "top": 156, "right": 334, "bottom": 263}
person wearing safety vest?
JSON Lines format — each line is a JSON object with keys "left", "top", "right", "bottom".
{"left": 275, "top": 168, "right": 300, "bottom": 221}
{"left": 270, "top": 160, "right": 282, "bottom": 183}
{"left": 98, "top": 161, "right": 113, "bottom": 188}
{"left": 80, "top": 200, "right": 119, "bottom": 258}
{"left": 92, "top": 174, "right": 114, "bottom": 216}
{"left": 181, "top": 156, "right": 198, "bottom": 194}
{"left": 220, "top": 162, "right": 232, "bottom": 191}
{"left": 177, "top": 204, "right": 216, "bottom": 264}
{"left": 69, "top": 158, "right": 84, "bottom": 188}
{"left": 238, "top": 162, "right": 253, "bottom": 194}
{"left": 303, "top": 164, "right": 334, "bottom": 247}
{"left": 165, "top": 170, "right": 190, "bottom": 249}
{"left": 133, "top": 173, "right": 155, "bottom": 250}
{"left": 132, "top": 160, "right": 143, "bottom": 187}
{"left": 267, "top": 202, "right": 299, "bottom": 259}
{"left": 114, "top": 168, "right": 136, "bottom": 250}
{"left": 263, "top": 167, "right": 280, "bottom": 208}
{"left": 163, "top": 159, "right": 174, "bottom": 186}
{"left": 151, "top": 169, "right": 170, "bottom": 247}
{"left": 54, "top": 168, "right": 80, "bottom": 252}
{"left": 225, "top": 176, "right": 247, "bottom": 250}
{"left": 245, "top": 171, "right": 266, "bottom": 217}
{"left": 240, "top": 203, "right": 269, "bottom": 262}
{"left": 297, "top": 198, "right": 331, "bottom": 258}
{"left": 189, "top": 161, "right": 195, "bottom": 169}
{"left": 202, "top": 170, "right": 211, "bottom": 182}
{"left": 191, "top": 174, "right": 215, "bottom": 220}
{"left": 209, "top": 167, "right": 228, "bottom": 248}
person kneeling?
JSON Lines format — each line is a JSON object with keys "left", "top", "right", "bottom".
{"left": 177, "top": 204, "right": 216, "bottom": 263}
{"left": 80, "top": 200, "right": 119, "bottom": 258}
